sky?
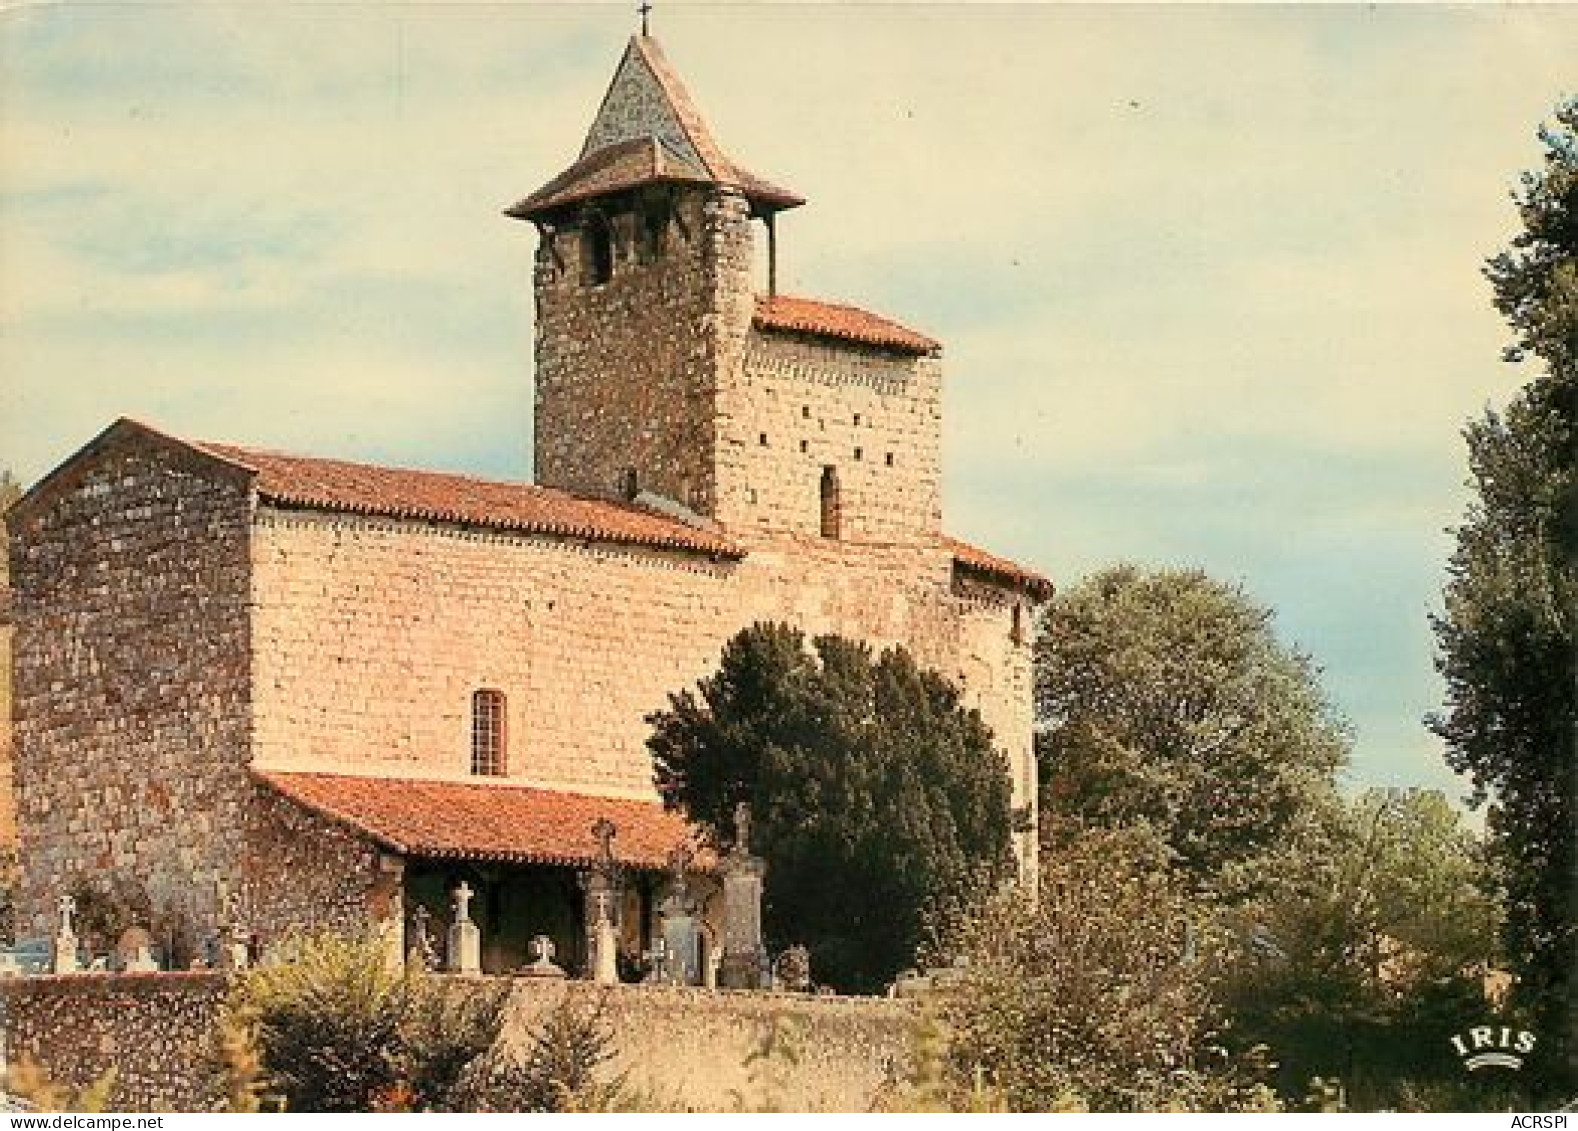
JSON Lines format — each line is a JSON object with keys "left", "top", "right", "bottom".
{"left": 1, "top": 2, "right": 1573, "bottom": 803}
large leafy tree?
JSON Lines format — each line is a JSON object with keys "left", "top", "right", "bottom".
{"left": 1430, "top": 99, "right": 1576, "bottom": 1092}
{"left": 1223, "top": 789, "right": 1504, "bottom": 1109}
{"left": 1035, "top": 564, "right": 1349, "bottom": 896}
{"left": 647, "top": 622, "right": 1015, "bottom": 993}
{"left": 944, "top": 826, "right": 1278, "bottom": 1112}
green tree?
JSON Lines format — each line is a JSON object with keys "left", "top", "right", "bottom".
{"left": 1430, "top": 98, "right": 1576, "bottom": 1094}
{"left": 1035, "top": 565, "right": 1349, "bottom": 896}
{"left": 647, "top": 622, "right": 1015, "bottom": 993}
{"left": 1223, "top": 789, "right": 1504, "bottom": 1109}
{"left": 942, "top": 827, "right": 1279, "bottom": 1112}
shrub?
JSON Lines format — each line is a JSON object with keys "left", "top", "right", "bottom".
{"left": 471, "top": 993, "right": 622, "bottom": 1112}
{"left": 940, "top": 827, "right": 1276, "bottom": 1112}
{"left": 227, "top": 931, "right": 507, "bottom": 1112}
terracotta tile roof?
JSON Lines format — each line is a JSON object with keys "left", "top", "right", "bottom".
{"left": 508, "top": 136, "right": 714, "bottom": 219}
{"left": 509, "top": 35, "right": 803, "bottom": 222}
{"left": 255, "top": 770, "right": 705, "bottom": 871}
{"left": 754, "top": 295, "right": 941, "bottom": 356}
{"left": 194, "top": 440, "right": 742, "bottom": 560}
{"left": 945, "top": 536, "right": 1054, "bottom": 600}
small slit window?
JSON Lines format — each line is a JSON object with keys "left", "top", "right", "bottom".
{"left": 620, "top": 468, "right": 640, "bottom": 500}
{"left": 638, "top": 198, "right": 669, "bottom": 263}
{"left": 1011, "top": 604, "right": 1025, "bottom": 646}
{"left": 820, "top": 465, "right": 841, "bottom": 539}
{"left": 471, "top": 689, "right": 507, "bottom": 776}
{"left": 583, "top": 215, "right": 613, "bottom": 286}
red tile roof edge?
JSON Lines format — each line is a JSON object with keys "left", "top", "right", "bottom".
{"left": 754, "top": 295, "right": 941, "bottom": 356}
{"left": 191, "top": 440, "right": 744, "bottom": 561}
{"left": 945, "top": 536, "right": 1054, "bottom": 600}
{"left": 253, "top": 769, "right": 709, "bottom": 872}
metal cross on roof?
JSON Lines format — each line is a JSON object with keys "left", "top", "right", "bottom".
{"left": 639, "top": 1, "right": 652, "bottom": 36}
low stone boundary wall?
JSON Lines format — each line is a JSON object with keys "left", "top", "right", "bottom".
{"left": 0, "top": 972, "right": 229, "bottom": 1111}
{"left": 503, "top": 980, "right": 913, "bottom": 1111}
{"left": 0, "top": 973, "right": 913, "bottom": 1112}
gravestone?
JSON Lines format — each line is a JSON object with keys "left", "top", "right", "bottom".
{"left": 407, "top": 904, "right": 438, "bottom": 971}
{"left": 659, "top": 846, "right": 699, "bottom": 985}
{"left": 522, "top": 934, "right": 566, "bottom": 979}
{"left": 719, "top": 802, "right": 768, "bottom": 990}
{"left": 116, "top": 926, "right": 158, "bottom": 973}
{"left": 583, "top": 818, "right": 623, "bottom": 985}
{"left": 447, "top": 882, "right": 481, "bottom": 975}
{"left": 52, "top": 894, "right": 79, "bottom": 975}
{"left": 218, "top": 894, "right": 249, "bottom": 972}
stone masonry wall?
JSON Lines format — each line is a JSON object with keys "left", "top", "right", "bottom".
{"left": 7, "top": 431, "right": 253, "bottom": 942}
{"left": 0, "top": 973, "right": 911, "bottom": 1113}
{"left": 716, "top": 332, "right": 943, "bottom": 543}
{"left": 0, "top": 972, "right": 229, "bottom": 1111}
{"left": 533, "top": 187, "right": 750, "bottom": 515}
{"left": 244, "top": 784, "right": 384, "bottom": 949}
{"left": 247, "top": 505, "right": 1037, "bottom": 870}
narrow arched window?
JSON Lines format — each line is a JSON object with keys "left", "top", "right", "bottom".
{"left": 471, "top": 689, "right": 507, "bottom": 776}
{"left": 619, "top": 467, "right": 640, "bottom": 500}
{"left": 583, "top": 214, "right": 613, "bottom": 286}
{"left": 820, "top": 465, "right": 841, "bottom": 539}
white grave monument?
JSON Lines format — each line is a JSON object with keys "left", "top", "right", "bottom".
{"left": 447, "top": 881, "right": 481, "bottom": 974}
{"left": 52, "top": 894, "right": 79, "bottom": 975}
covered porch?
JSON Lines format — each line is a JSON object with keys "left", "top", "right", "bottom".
{"left": 256, "top": 770, "right": 719, "bottom": 981}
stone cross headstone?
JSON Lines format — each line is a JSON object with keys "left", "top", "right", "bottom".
{"left": 408, "top": 904, "right": 438, "bottom": 971}
{"left": 53, "top": 894, "right": 79, "bottom": 974}
{"left": 720, "top": 803, "right": 768, "bottom": 990}
{"left": 523, "top": 933, "right": 566, "bottom": 979}
{"left": 659, "top": 845, "right": 699, "bottom": 985}
{"left": 447, "top": 881, "right": 481, "bottom": 975}
{"left": 584, "top": 818, "right": 623, "bottom": 985}
{"left": 642, "top": 937, "right": 669, "bottom": 984}
{"left": 219, "top": 893, "right": 250, "bottom": 972}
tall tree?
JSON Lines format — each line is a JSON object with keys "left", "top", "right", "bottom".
{"left": 1223, "top": 789, "right": 1504, "bottom": 1109}
{"left": 647, "top": 622, "right": 1014, "bottom": 992}
{"left": 943, "top": 826, "right": 1277, "bottom": 1112}
{"left": 1430, "top": 98, "right": 1576, "bottom": 1093}
{"left": 1035, "top": 564, "right": 1349, "bottom": 897}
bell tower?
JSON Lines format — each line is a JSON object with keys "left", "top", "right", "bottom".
{"left": 507, "top": 33, "right": 802, "bottom": 516}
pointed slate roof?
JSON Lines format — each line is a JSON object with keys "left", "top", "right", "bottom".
{"left": 508, "top": 34, "right": 803, "bottom": 222}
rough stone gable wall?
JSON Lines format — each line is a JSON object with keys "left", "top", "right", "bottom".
{"left": 245, "top": 783, "right": 384, "bottom": 948}
{"left": 532, "top": 187, "right": 753, "bottom": 515}
{"left": 7, "top": 434, "right": 253, "bottom": 941}
{"left": 715, "top": 331, "right": 942, "bottom": 541}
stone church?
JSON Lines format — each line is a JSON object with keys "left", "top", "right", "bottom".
{"left": 4, "top": 32, "right": 1049, "bottom": 977}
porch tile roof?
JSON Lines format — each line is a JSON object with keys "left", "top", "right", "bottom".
{"left": 255, "top": 770, "right": 704, "bottom": 871}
